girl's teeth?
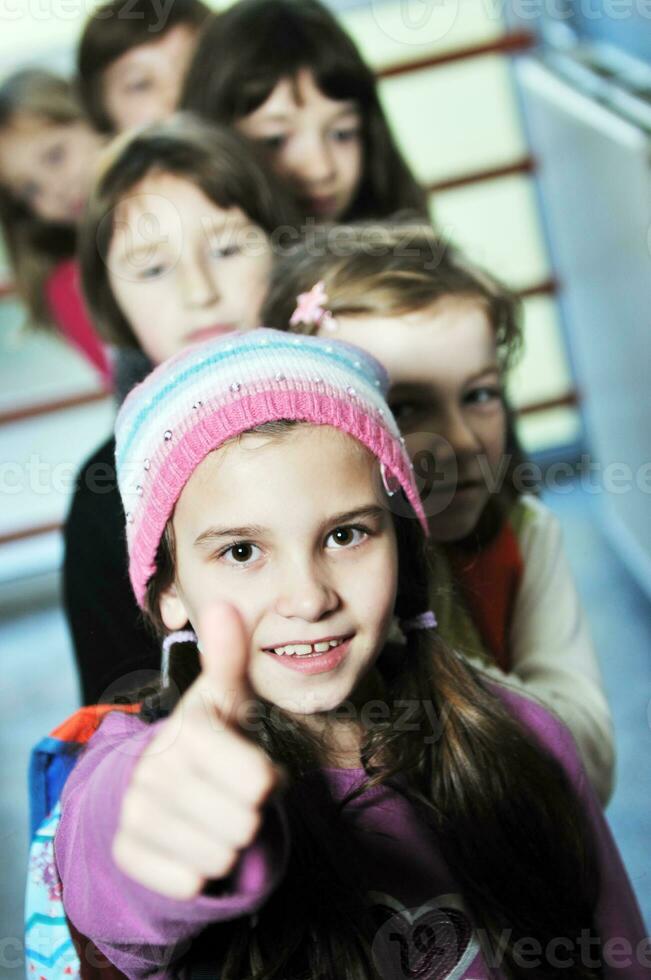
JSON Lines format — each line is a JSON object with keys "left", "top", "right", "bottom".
{"left": 272, "top": 638, "right": 345, "bottom": 657}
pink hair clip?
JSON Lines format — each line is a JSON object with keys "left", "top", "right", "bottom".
{"left": 290, "top": 281, "right": 337, "bottom": 332}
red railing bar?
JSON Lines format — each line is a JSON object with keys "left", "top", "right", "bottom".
{"left": 518, "top": 391, "right": 579, "bottom": 416}
{"left": 428, "top": 156, "right": 536, "bottom": 194}
{"left": 517, "top": 278, "right": 559, "bottom": 299}
{"left": 0, "top": 521, "right": 61, "bottom": 546}
{"left": 0, "top": 388, "right": 111, "bottom": 427}
{"left": 377, "top": 29, "right": 537, "bottom": 79}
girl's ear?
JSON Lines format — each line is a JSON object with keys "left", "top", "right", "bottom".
{"left": 159, "top": 581, "right": 190, "bottom": 632}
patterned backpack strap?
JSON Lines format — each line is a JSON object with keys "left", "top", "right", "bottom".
{"left": 25, "top": 705, "right": 140, "bottom": 980}
{"left": 25, "top": 802, "right": 80, "bottom": 979}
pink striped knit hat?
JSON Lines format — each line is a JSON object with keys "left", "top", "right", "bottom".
{"left": 115, "top": 328, "right": 427, "bottom": 607}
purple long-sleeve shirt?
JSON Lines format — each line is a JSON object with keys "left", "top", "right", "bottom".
{"left": 55, "top": 686, "right": 650, "bottom": 979}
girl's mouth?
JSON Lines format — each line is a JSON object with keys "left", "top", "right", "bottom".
{"left": 262, "top": 635, "right": 353, "bottom": 675}
{"left": 187, "top": 324, "right": 237, "bottom": 343}
{"left": 304, "top": 194, "right": 339, "bottom": 218}
{"left": 70, "top": 197, "right": 85, "bottom": 217}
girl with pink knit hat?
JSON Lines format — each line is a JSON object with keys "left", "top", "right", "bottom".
{"left": 54, "top": 329, "right": 647, "bottom": 980}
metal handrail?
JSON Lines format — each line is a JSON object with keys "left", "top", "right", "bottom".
{"left": 0, "top": 388, "right": 111, "bottom": 427}
{"left": 377, "top": 30, "right": 536, "bottom": 78}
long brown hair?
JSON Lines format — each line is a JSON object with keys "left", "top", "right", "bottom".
{"left": 77, "top": 0, "right": 211, "bottom": 134}
{"left": 0, "top": 69, "right": 81, "bottom": 327}
{"left": 180, "top": 0, "right": 429, "bottom": 222}
{"left": 139, "top": 423, "right": 601, "bottom": 979}
{"left": 261, "top": 219, "right": 528, "bottom": 536}
{"left": 79, "top": 112, "right": 302, "bottom": 349}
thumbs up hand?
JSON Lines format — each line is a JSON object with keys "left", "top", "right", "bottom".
{"left": 113, "top": 603, "right": 280, "bottom": 900}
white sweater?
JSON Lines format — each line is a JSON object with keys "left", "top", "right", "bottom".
{"left": 465, "top": 495, "right": 615, "bottom": 806}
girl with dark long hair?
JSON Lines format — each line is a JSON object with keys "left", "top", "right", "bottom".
{"left": 182, "top": 0, "right": 429, "bottom": 223}
{"left": 77, "top": 0, "right": 210, "bottom": 134}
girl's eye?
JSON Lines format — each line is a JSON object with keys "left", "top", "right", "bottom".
{"left": 45, "top": 143, "right": 65, "bottom": 166}
{"left": 330, "top": 126, "right": 360, "bottom": 143}
{"left": 389, "top": 401, "right": 430, "bottom": 430}
{"left": 391, "top": 402, "right": 417, "bottom": 423}
{"left": 325, "top": 525, "right": 368, "bottom": 550}
{"left": 258, "top": 134, "right": 287, "bottom": 152}
{"left": 219, "top": 542, "right": 262, "bottom": 566}
{"left": 466, "top": 386, "right": 501, "bottom": 407}
{"left": 137, "top": 263, "right": 168, "bottom": 281}
{"left": 209, "top": 243, "right": 240, "bottom": 260}
{"left": 126, "top": 79, "right": 152, "bottom": 93}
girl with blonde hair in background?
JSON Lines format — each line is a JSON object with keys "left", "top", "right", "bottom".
{"left": 0, "top": 69, "right": 108, "bottom": 381}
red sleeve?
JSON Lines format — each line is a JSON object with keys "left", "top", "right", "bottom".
{"left": 45, "top": 259, "right": 113, "bottom": 386}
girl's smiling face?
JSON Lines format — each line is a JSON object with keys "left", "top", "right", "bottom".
{"left": 107, "top": 171, "right": 273, "bottom": 364}
{"left": 237, "top": 68, "right": 363, "bottom": 222}
{"left": 321, "top": 297, "right": 507, "bottom": 543}
{"left": 0, "top": 116, "right": 101, "bottom": 223}
{"left": 159, "top": 425, "right": 398, "bottom": 719}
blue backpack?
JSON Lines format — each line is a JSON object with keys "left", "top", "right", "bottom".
{"left": 25, "top": 705, "right": 138, "bottom": 980}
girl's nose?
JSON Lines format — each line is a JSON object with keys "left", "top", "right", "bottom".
{"left": 42, "top": 176, "right": 69, "bottom": 221}
{"left": 181, "top": 256, "right": 220, "bottom": 309}
{"left": 439, "top": 410, "right": 483, "bottom": 460}
{"left": 290, "top": 134, "right": 335, "bottom": 187}
{"left": 274, "top": 561, "right": 340, "bottom": 622}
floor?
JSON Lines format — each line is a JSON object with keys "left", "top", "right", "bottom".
{"left": 0, "top": 478, "right": 649, "bottom": 978}
{"left": 542, "top": 482, "right": 651, "bottom": 920}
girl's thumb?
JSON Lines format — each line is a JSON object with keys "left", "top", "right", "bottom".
{"left": 195, "top": 601, "right": 252, "bottom": 720}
